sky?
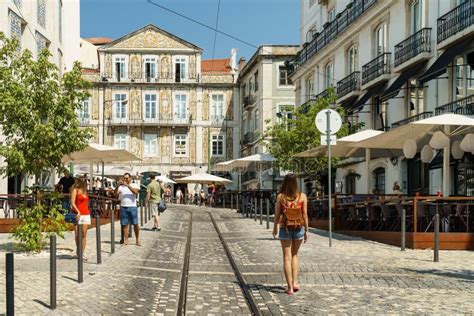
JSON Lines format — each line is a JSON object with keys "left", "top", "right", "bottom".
{"left": 80, "top": 0, "right": 300, "bottom": 61}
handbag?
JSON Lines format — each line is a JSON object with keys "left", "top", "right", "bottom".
{"left": 158, "top": 200, "right": 167, "bottom": 212}
{"left": 64, "top": 212, "right": 77, "bottom": 224}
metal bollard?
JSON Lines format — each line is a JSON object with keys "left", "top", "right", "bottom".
{"left": 246, "top": 197, "right": 249, "bottom": 218}
{"left": 110, "top": 206, "right": 115, "bottom": 254}
{"left": 254, "top": 197, "right": 257, "bottom": 221}
{"left": 6, "top": 253, "right": 14, "bottom": 316}
{"left": 96, "top": 215, "right": 102, "bottom": 264}
{"left": 266, "top": 198, "right": 270, "bottom": 229}
{"left": 78, "top": 224, "right": 83, "bottom": 283}
{"left": 140, "top": 202, "right": 144, "bottom": 226}
{"left": 223, "top": 195, "right": 226, "bottom": 209}
{"left": 434, "top": 213, "right": 440, "bottom": 262}
{"left": 401, "top": 209, "right": 406, "bottom": 251}
{"left": 231, "top": 194, "right": 233, "bottom": 210}
{"left": 259, "top": 197, "right": 263, "bottom": 225}
{"left": 50, "top": 235, "right": 57, "bottom": 309}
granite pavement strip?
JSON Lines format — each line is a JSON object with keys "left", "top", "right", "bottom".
{"left": 0, "top": 204, "right": 472, "bottom": 315}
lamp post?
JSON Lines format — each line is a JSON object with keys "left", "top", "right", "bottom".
{"left": 101, "top": 98, "right": 128, "bottom": 189}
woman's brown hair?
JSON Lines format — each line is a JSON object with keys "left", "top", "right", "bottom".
{"left": 279, "top": 174, "right": 299, "bottom": 198}
{"left": 73, "top": 178, "right": 87, "bottom": 193}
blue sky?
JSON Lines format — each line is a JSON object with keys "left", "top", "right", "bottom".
{"left": 80, "top": 0, "right": 300, "bottom": 60}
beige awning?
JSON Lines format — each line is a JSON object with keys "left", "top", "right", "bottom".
{"left": 63, "top": 143, "right": 140, "bottom": 163}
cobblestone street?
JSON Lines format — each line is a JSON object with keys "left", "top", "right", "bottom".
{"left": 0, "top": 205, "right": 473, "bottom": 315}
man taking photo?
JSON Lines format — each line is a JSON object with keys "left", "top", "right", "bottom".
{"left": 114, "top": 173, "right": 140, "bottom": 246}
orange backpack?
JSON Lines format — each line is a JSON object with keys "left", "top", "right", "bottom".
{"left": 282, "top": 194, "right": 304, "bottom": 230}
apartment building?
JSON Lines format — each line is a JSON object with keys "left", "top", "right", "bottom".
{"left": 80, "top": 24, "right": 240, "bottom": 191}
{"left": 0, "top": 0, "right": 81, "bottom": 193}
{"left": 290, "top": 0, "right": 474, "bottom": 196}
{"left": 238, "top": 45, "right": 299, "bottom": 190}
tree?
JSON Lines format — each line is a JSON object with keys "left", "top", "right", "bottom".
{"left": 0, "top": 32, "right": 92, "bottom": 178}
{"left": 0, "top": 33, "right": 92, "bottom": 251}
{"left": 265, "top": 88, "right": 355, "bottom": 178}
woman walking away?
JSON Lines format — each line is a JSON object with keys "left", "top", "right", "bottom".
{"left": 70, "top": 178, "right": 91, "bottom": 261}
{"left": 272, "top": 174, "right": 309, "bottom": 295}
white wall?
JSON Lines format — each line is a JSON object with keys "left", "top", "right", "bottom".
{"left": 79, "top": 38, "right": 99, "bottom": 69}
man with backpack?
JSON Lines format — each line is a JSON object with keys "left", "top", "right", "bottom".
{"left": 146, "top": 174, "right": 164, "bottom": 231}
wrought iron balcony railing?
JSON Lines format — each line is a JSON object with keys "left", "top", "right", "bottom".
{"left": 394, "top": 28, "right": 432, "bottom": 67}
{"left": 298, "top": 98, "right": 317, "bottom": 115}
{"left": 437, "top": 0, "right": 474, "bottom": 44}
{"left": 391, "top": 111, "right": 433, "bottom": 129}
{"left": 78, "top": 116, "right": 90, "bottom": 125}
{"left": 435, "top": 95, "right": 474, "bottom": 115}
{"left": 288, "top": 0, "right": 377, "bottom": 76}
{"left": 337, "top": 71, "right": 361, "bottom": 99}
{"left": 242, "top": 132, "right": 255, "bottom": 145}
{"left": 361, "top": 53, "right": 391, "bottom": 86}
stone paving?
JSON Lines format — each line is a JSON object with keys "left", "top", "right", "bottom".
{"left": 0, "top": 204, "right": 472, "bottom": 315}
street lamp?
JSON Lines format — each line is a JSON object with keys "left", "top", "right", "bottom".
{"left": 100, "top": 98, "right": 128, "bottom": 189}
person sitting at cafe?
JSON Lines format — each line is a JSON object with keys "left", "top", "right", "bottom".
{"left": 392, "top": 183, "right": 403, "bottom": 196}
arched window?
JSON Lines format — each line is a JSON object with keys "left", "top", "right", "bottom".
{"left": 325, "top": 62, "right": 334, "bottom": 88}
{"left": 347, "top": 45, "right": 358, "bottom": 74}
{"left": 373, "top": 167, "right": 386, "bottom": 194}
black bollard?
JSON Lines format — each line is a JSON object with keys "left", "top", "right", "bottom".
{"left": 111, "top": 205, "right": 115, "bottom": 254}
{"left": 260, "top": 196, "right": 263, "bottom": 225}
{"left": 77, "top": 224, "right": 83, "bottom": 283}
{"left": 96, "top": 215, "right": 102, "bottom": 264}
{"left": 6, "top": 253, "right": 14, "bottom": 316}
{"left": 50, "top": 235, "right": 56, "bottom": 309}
{"left": 231, "top": 194, "right": 233, "bottom": 210}
{"left": 254, "top": 197, "right": 257, "bottom": 221}
{"left": 434, "top": 213, "right": 440, "bottom": 262}
{"left": 401, "top": 209, "right": 406, "bottom": 251}
{"left": 266, "top": 198, "right": 270, "bottom": 229}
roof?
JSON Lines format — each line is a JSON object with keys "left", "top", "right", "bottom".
{"left": 238, "top": 45, "right": 299, "bottom": 78}
{"left": 85, "top": 37, "right": 113, "bottom": 45}
{"left": 201, "top": 58, "right": 232, "bottom": 74}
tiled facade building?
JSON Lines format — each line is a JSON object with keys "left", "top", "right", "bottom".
{"left": 80, "top": 25, "right": 240, "bottom": 187}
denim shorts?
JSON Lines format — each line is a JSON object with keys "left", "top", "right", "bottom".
{"left": 278, "top": 227, "right": 305, "bottom": 240}
{"left": 120, "top": 206, "right": 138, "bottom": 225}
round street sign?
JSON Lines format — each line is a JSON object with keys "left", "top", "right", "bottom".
{"left": 315, "top": 109, "right": 342, "bottom": 135}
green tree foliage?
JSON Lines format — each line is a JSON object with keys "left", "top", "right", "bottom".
{"left": 0, "top": 33, "right": 92, "bottom": 177}
{"left": 265, "top": 88, "right": 353, "bottom": 177}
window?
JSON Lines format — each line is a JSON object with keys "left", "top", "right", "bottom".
{"left": 9, "top": 11, "right": 23, "bottom": 48}
{"left": 254, "top": 71, "right": 259, "bottom": 91}
{"left": 211, "top": 94, "right": 224, "bottom": 121}
{"left": 144, "top": 134, "right": 157, "bottom": 156}
{"left": 453, "top": 53, "right": 474, "bottom": 100}
{"left": 373, "top": 167, "right": 386, "bottom": 194}
{"left": 144, "top": 94, "right": 157, "bottom": 119}
{"left": 255, "top": 109, "right": 260, "bottom": 131}
{"left": 114, "top": 93, "right": 127, "bottom": 119}
{"left": 144, "top": 57, "right": 156, "bottom": 80}
{"left": 114, "top": 134, "right": 127, "bottom": 150}
{"left": 375, "top": 24, "right": 387, "bottom": 56}
{"left": 174, "top": 94, "right": 187, "bottom": 120}
{"left": 306, "top": 77, "right": 314, "bottom": 100}
{"left": 411, "top": 0, "right": 422, "bottom": 34}
{"left": 211, "top": 134, "right": 225, "bottom": 156}
{"left": 114, "top": 57, "right": 126, "bottom": 81}
{"left": 347, "top": 46, "right": 358, "bottom": 74}
{"left": 37, "top": 0, "right": 46, "bottom": 28}
{"left": 58, "top": 0, "right": 62, "bottom": 43}
{"left": 407, "top": 79, "right": 424, "bottom": 117}
{"left": 372, "top": 98, "right": 386, "bottom": 131}
{"left": 249, "top": 77, "right": 254, "bottom": 93}
{"left": 328, "top": 8, "right": 336, "bottom": 23}
{"left": 279, "top": 65, "right": 293, "bottom": 86}
{"left": 174, "top": 134, "right": 187, "bottom": 156}
{"left": 174, "top": 57, "right": 187, "bottom": 83}
{"left": 36, "top": 31, "right": 49, "bottom": 56}
{"left": 325, "top": 62, "right": 334, "bottom": 88}
{"left": 78, "top": 99, "right": 90, "bottom": 121}
{"left": 278, "top": 105, "right": 294, "bottom": 130}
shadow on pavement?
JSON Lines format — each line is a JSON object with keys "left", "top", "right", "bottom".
{"left": 308, "top": 228, "right": 365, "bottom": 241}
{"left": 58, "top": 254, "right": 76, "bottom": 260}
{"left": 33, "top": 299, "right": 51, "bottom": 309}
{"left": 62, "top": 275, "right": 78, "bottom": 283}
{"left": 247, "top": 284, "right": 286, "bottom": 294}
{"left": 401, "top": 268, "right": 474, "bottom": 282}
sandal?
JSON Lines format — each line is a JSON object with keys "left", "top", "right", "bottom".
{"left": 293, "top": 286, "right": 299, "bottom": 292}
{"left": 286, "top": 289, "right": 293, "bottom": 295}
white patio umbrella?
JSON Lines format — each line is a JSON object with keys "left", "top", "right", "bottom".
{"left": 100, "top": 166, "right": 132, "bottom": 179}
{"left": 351, "top": 114, "right": 474, "bottom": 196}
{"left": 214, "top": 159, "right": 237, "bottom": 172}
{"left": 230, "top": 153, "right": 276, "bottom": 189}
{"left": 175, "top": 173, "right": 232, "bottom": 185}
{"left": 157, "top": 175, "right": 176, "bottom": 184}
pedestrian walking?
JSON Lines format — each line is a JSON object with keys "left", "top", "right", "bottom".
{"left": 272, "top": 174, "right": 308, "bottom": 295}
{"left": 146, "top": 174, "right": 163, "bottom": 231}
{"left": 114, "top": 173, "right": 141, "bottom": 246}
{"left": 176, "top": 187, "right": 183, "bottom": 204}
{"left": 70, "top": 178, "right": 91, "bottom": 261}
{"left": 57, "top": 169, "right": 75, "bottom": 210}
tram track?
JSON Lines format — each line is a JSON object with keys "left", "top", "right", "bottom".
{"left": 176, "top": 207, "right": 261, "bottom": 315}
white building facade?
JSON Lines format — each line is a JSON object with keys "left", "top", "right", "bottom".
{"left": 238, "top": 45, "right": 299, "bottom": 190}
{"left": 0, "top": 0, "right": 81, "bottom": 193}
{"left": 291, "top": 0, "right": 474, "bottom": 196}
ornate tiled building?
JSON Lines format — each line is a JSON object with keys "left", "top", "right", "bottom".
{"left": 80, "top": 24, "right": 240, "bottom": 187}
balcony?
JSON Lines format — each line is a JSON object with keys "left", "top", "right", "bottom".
{"left": 391, "top": 111, "right": 433, "bottom": 129}
{"left": 394, "top": 28, "right": 432, "bottom": 71}
{"left": 108, "top": 114, "right": 192, "bottom": 126}
{"left": 361, "top": 53, "right": 392, "bottom": 88}
{"left": 210, "top": 115, "right": 226, "bottom": 126}
{"left": 102, "top": 71, "right": 197, "bottom": 84}
{"left": 337, "top": 71, "right": 361, "bottom": 101}
{"left": 242, "top": 132, "right": 255, "bottom": 145}
{"left": 435, "top": 95, "right": 474, "bottom": 115}
{"left": 437, "top": 0, "right": 474, "bottom": 47}
{"left": 288, "top": 0, "right": 378, "bottom": 76}
{"left": 298, "top": 98, "right": 317, "bottom": 114}
{"left": 78, "top": 116, "right": 90, "bottom": 126}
